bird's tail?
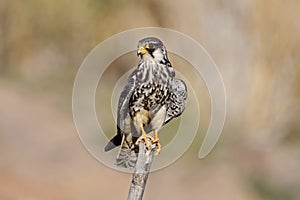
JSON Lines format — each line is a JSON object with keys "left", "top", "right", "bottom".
{"left": 116, "top": 134, "right": 138, "bottom": 168}
{"left": 104, "top": 132, "right": 122, "bottom": 152}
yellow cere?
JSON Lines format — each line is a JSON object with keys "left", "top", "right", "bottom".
{"left": 138, "top": 46, "right": 148, "bottom": 55}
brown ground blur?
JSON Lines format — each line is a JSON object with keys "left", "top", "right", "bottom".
{"left": 1, "top": 0, "right": 300, "bottom": 199}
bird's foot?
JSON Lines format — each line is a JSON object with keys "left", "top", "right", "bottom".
{"left": 135, "top": 133, "right": 154, "bottom": 150}
{"left": 153, "top": 132, "right": 161, "bottom": 155}
{"left": 135, "top": 124, "right": 154, "bottom": 150}
{"left": 135, "top": 134, "right": 161, "bottom": 155}
{"left": 135, "top": 125, "right": 161, "bottom": 155}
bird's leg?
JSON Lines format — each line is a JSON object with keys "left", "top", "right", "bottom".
{"left": 135, "top": 124, "right": 154, "bottom": 149}
{"left": 153, "top": 131, "right": 161, "bottom": 155}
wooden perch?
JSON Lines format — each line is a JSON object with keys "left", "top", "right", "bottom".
{"left": 127, "top": 140, "right": 155, "bottom": 200}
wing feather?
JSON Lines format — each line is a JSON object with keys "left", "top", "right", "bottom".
{"left": 164, "top": 78, "right": 187, "bottom": 125}
{"left": 117, "top": 68, "right": 138, "bottom": 134}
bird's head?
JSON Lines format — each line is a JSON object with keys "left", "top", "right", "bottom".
{"left": 137, "top": 37, "right": 168, "bottom": 62}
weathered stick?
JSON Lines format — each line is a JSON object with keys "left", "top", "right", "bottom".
{"left": 127, "top": 141, "right": 155, "bottom": 200}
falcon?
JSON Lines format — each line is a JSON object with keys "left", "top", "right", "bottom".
{"left": 104, "top": 37, "right": 187, "bottom": 168}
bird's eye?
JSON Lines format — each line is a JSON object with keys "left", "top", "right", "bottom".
{"left": 146, "top": 43, "right": 154, "bottom": 50}
{"left": 149, "top": 43, "right": 155, "bottom": 49}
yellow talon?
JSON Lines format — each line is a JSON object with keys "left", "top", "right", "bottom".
{"left": 135, "top": 124, "right": 153, "bottom": 149}
{"left": 135, "top": 125, "right": 161, "bottom": 155}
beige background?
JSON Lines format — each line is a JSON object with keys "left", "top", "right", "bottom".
{"left": 0, "top": 0, "right": 300, "bottom": 199}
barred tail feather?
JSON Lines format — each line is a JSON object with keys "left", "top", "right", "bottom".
{"left": 116, "top": 135, "right": 137, "bottom": 168}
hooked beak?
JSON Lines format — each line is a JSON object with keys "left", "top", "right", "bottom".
{"left": 137, "top": 46, "right": 148, "bottom": 57}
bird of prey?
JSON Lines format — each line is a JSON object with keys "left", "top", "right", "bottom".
{"left": 104, "top": 37, "right": 187, "bottom": 168}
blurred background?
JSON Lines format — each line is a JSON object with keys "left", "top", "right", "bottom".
{"left": 1, "top": 0, "right": 300, "bottom": 199}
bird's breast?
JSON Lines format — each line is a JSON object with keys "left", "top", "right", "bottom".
{"left": 136, "top": 61, "right": 173, "bottom": 85}
{"left": 129, "top": 61, "right": 173, "bottom": 117}
{"left": 130, "top": 83, "right": 169, "bottom": 112}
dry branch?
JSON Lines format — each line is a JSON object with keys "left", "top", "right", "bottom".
{"left": 127, "top": 141, "right": 155, "bottom": 200}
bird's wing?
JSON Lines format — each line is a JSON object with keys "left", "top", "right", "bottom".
{"left": 164, "top": 78, "right": 187, "bottom": 125}
{"left": 116, "top": 68, "right": 138, "bottom": 134}
{"left": 104, "top": 68, "right": 138, "bottom": 152}
{"left": 113, "top": 69, "right": 140, "bottom": 167}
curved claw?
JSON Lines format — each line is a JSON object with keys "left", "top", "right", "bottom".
{"left": 135, "top": 125, "right": 162, "bottom": 155}
{"left": 153, "top": 132, "right": 161, "bottom": 155}
{"left": 135, "top": 134, "right": 154, "bottom": 149}
{"left": 154, "top": 141, "right": 161, "bottom": 155}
